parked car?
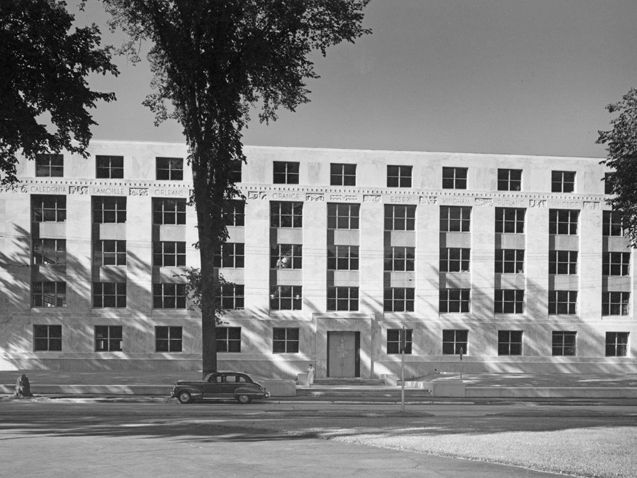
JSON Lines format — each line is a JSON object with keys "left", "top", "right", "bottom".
{"left": 171, "top": 371, "right": 269, "bottom": 404}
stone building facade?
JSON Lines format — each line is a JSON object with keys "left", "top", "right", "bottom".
{"left": 0, "top": 141, "right": 635, "bottom": 378}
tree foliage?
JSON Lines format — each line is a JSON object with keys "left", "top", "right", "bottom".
{"left": 598, "top": 88, "right": 637, "bottom": 245}
{"left": 0, "top": 0, "right": 118, "bottom": 184}
{"left": 104, "top": 0, "right": 370, "bottom": 373}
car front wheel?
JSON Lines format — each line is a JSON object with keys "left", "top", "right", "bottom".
{"left": 177, "top": 391, "right": 192, "bottom": 404}
{"left": 236, "top": 394, "right": 252, "bottom": 404}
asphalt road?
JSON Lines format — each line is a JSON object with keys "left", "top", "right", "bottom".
{"left": 1, "top": 398, "right": 635, "bottom": 477}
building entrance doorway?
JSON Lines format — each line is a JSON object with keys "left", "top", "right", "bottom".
{"left": 327, "top": 331, "right": 360, "bottom": 377}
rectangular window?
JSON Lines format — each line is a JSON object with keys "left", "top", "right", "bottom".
{"left": 32, "top": 195, "right": 66, "bottom": 222}
{"left": 223, "top": 200, "right": 245, "bottom": 227}
{"left": 603, "top": 252, "right": 630, "bottom": 276}
{"left": 387, "top": 328, "right": 412, "bottom": 354}
{"left": 605, "top": 173, "right": 614, "bottom": 195}
{"left": 384, "top": 287, "right": 415, "bottom": 312}
{"left": 32, "top": 281, "right": 66, "bottom": 307}
{"left": 495, "top": 249, "right": 524, "bottom": 273}
{"left": 605, "top": 332, "right": 628, "bottom": 357}
{"left": 549, "top": 209, "right": 579, "bottom": 235}
{"left": 549, "top": 250, "right": 578, "bottom": 275}
{"left": 213, "top": 242, "right": 244, "bottom": 268}
{"left": 273, "top": 161, "right": 299, "bottom": 184}
{"left": 152, "top": 198, "right": 186, "bottom": 225}
{"left": 442, "top": 167, "right": 467, "bottom": 189}
{"left": 603, "top": 211, "right": 623, "bottom": 236}
{"left": 495, "top": 207, "right": 525, "bottom": 233}
{"left": 548, "top": 290, "right": 577, "bottom": 315}
{"left": 228, "top": 160, "right": 242, "bottom": 183}
{"left": 439, "top": 289, "right": 470, "bottom": 313}
{"left": 217, "top": 327, "right": 241, "bottom": 352}
{"left": 96, "top": 155, "right": 124, "bottom": 179}
{"left": 273, "top": 327, "right": 300, "bottom": 353}
{"left": 93, "top": 282, "right": 127, "bottom": 308}
{"left": 156, "top": 157, "right": 183, "bottom": 180}
{"left": 327, "top": 287, "right": 359, "bottom": 311}
{"left": 440, "top": 206, "right": 471, "bottom": 232}
{"left": 552, "top": 331, "right": 576, "bottom": 356}
{"left": 602, "top": 292, "right": 630, "bottom": 316}
{"left": 218, "top": 284, "right": 244, "bottom": 310}
{"left": 271, "top": 244, "right": 302, "bottom": 269}
{"left": 93, "top": 196, "right": 126, "bottom": 223}
{"left": 154, "top": 241, "right": 187, "bottom": 267}
{"left": 330, "top": 163, "right": 356, "bottom": 186}
{"left": 498, "top": 330, "right": 522, "bottom": 356}
{"left": 385, "top": 246, "right": 415, "bottom": 271}
{"left": 442, "top": 329, "right": 468, "bottom": 355}
{"left": 152, "top": 283, "right": 186, "bottom": 309}
{"left": 155, "top": 326, "right": 183, "bottom": 352}
{"left": 270, "top": 201, "right": 303, "bottom": 228}
{"left": 551, "top": 171, "right": 576, "bottom": 193}
{"left": 494, "top": 289, "right": 524, "bottom": 314}
{"left": 94, "top": 240, "right": 126, "bottom": 266}
{"left": 95, "top": 325, "right": 123, "bottom": 352}
{"left": 35, "top": 153, "right": 63, "bottom": 177}
{"left": 384, "top": 204, "right": 416, "bottom": 231}
{"left": 327, "top": 245, "right": 359, "bottom": 270}
{"left": 439, "top": 248, "right": 470, "bottom": 272}
{"left": 270, "top": 285, "right": 302, "bottom": 310}
{"left": 33, "top": 239, "right": 66, "bottom": 265}
{"left": 387, "top": 165, "right": 412, "bottom": 188}
{"left": 497, "top": 169, "right": 522, "bottom": 191}
{"left": 327, "top": 203, "right": 360, "bottom": 229}
{"left": 33, "top": 324, "right": 62, "bottom": 351}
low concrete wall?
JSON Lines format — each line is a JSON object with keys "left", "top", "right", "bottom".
{"left": 466, "top": 386, "right": 637, "bottom": 399}
{"left": 262, "top": 380, "right": 296, "bottom": 397}
{"left": 432, "top": 380, "right": 466, "bottom": 397}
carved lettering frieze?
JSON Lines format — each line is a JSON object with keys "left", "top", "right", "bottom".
{"left": 529, "top": 199, "right": 547, "bottom": 208}
{"left": 440, "top": 195, "right": 474, "bottom": 206}
{"left": 550, "top": 199, "right": 582, "bottom": 209}
{"left": 247, "top": 190, "right": 267, "bottom": 200}
{"left": 493, "top": 196, "right": 526, "bottom": 207}
{"left": 328, "top": 193, "right": 359, "bottom": 202}
{"left": 129, "top": 187, "right": 149, "bottom": 196}
{"left": 387, "top": 195, "right": 418, "bottom": 204}
{"left": 419, "top": 195, "right": 438, "bottom": 205}
{"left": 305, "top": 192, "right": 324, "bottom": 202}
{"left": 68, "top": 185, "right": 89, "bottom": 195}
{"left": 150, "top": 187, "right": 189, "bottom": 197}
{"left": 475, "top": 197, "right": 493, "bottom": 207}
{"left": 271, "top": 191, "right": 303, "bottom": 200}
{"left": 363, "top": 194, "right": 381, "bottom": 203}
{"left": 583, "top": 201, "right": 601, "bottom": 210}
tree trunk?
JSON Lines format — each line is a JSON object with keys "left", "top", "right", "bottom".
{"left": 192, "top": 156, "right": 219, "bottom": 376}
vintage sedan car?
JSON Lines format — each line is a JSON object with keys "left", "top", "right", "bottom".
{"left": 171, "top": 371, "right": 269, "bottom": 404}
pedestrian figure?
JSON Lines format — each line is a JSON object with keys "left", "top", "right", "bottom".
{"left": 15, "top": 374, "right": 32, "bottom": 398}
{"left": 307, "top": 364, "right": 315, "bottom": 387}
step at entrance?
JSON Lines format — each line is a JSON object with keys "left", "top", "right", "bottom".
{"left": 313, "top": 378, "right": 386, "bottom": 386}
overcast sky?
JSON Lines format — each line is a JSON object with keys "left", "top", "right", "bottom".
{"left": 81, "top": 0, "right": 637, "bottom": 158}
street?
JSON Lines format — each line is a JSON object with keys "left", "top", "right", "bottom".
{"left": 1, "top": 398, "right": 635, "bottom": 477}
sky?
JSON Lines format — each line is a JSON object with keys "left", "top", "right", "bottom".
{"left": 79, "top": 0, "right": 637, "bottom": 158}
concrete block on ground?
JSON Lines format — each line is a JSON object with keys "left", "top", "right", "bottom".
{"left": 296, "top": 373, "right": 309, "bottom": 386}
{"left": 432, "top": 379, "right": 466, "bottom": 397}
{"left": 263, "top": 379, "right": 296, "bottom": 397}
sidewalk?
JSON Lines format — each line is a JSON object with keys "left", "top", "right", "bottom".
{"left": 2, "top": 370, "right": 637, "bottom": 400}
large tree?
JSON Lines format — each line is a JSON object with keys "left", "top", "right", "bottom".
{"left": 597, "top": 88, "right": 637, "bottom": 245}
{"left": 0, "top": 0, "right": 118, "bottom": 184}
{"left": 104, "top": 0, "right": 370, "bottom": 374}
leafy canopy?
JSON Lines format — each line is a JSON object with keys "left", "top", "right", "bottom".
{"left": 0, "top": 0, "right": 118, "bottom": 184}
{"left": 598, "top": 88, "right": 637, "bottom": 245}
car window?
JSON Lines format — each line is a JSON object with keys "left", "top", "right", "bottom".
{"left": 237, "top": 375, "right": 247, "bottom": 383}
{"left": 226, "top": 374, "right": 238, "bottom": 383}
{"left": 209, "top": 375, "right": 222, "bottom": 383}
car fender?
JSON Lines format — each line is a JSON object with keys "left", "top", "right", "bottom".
{"left": 233, "top": 386, "right": 262, "bottom": 397}
{"left": 173, "top": 385, "right": 203, "bottom": 399}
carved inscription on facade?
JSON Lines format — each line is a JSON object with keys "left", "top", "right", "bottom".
{"left": 305, "top": 193, "right": 324, "bottom": 202}
{"left": 129, "top": 187, "right": 149, "bottom": 196}
{"left": 363, "top": 194, "right": 381, "bottom": 203}
{"left": 247, "top": 190, "right": 267, "bottom": 200}
{"left": 68, "top": 185, "right": 89, "bottom": 195}
{"left": 529, "top": 199, "right": 547, "bottom": 208}
{"left": 475, "top": 197, "right": 493, "bottom": 207}
{"left": 583, "top": 201, "right": 601, "bottom": 210}
{"left": 329, "top": 193, "right": 358, "bottom": 202}
{"left": 419, "top": 195, "right": 438, "bottom": 205}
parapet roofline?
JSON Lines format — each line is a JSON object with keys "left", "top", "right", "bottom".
{"left": 88, "top": 140, "right": 603, "bottom": 162}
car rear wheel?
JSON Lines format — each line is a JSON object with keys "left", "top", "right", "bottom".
{"left": 236, "top": 394, "right": 252, "bottom": 404}
{"left": 177, "top": 391, "right": 192, "bottom": 404}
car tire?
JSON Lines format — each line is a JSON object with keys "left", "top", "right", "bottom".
{"left": 236, "top": 394, "right": 252, "bottom": 404}
{"left": 177, "top": 391, "right": 192, "bottom": 404}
